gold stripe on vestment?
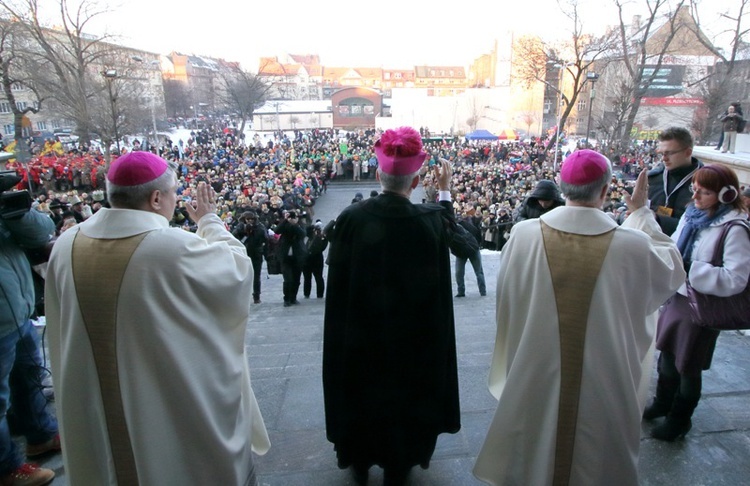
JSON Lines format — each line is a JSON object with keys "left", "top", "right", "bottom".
{"left": 541, "top": 221, "right": 615, "bottom": 486}
{"left": 72, "top": 231, "right": 151, "bottom": 485}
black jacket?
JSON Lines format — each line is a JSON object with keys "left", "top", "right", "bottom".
{"left": 458, "top": 217, "right": 482, "bottom": 246}
{"left": 277, "top": 219, "right": 307, "bottom": 265}
{"left": 515, "top": 180, "right": 565, "bottom": 223}
{"left": 648, "top": 157, "right": 703, "bottom": 235}
{"left": 234, "top": 222, "right": 268, "bottom": 258}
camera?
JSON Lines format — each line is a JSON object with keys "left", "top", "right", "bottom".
{"left": 0, "top": 170, "right": 31, "bottom": 220}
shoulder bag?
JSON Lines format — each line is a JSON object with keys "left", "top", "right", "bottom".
{"left": 686, "top": 220, "right": 750, "bottom": 330}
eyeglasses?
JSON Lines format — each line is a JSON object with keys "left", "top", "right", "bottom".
{"left": 656, "top": 148, "right": 687, "bottom": 158}
{"left": 689, "top": 185, "right": 716, "bottom": 197}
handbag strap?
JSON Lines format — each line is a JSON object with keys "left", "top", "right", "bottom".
{"left": 711, "top": 220, "right": 750, "bottom": 266}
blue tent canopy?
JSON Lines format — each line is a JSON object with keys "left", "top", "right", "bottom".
{"left": 465, "top": 129, "right": 499, "bottom": 140}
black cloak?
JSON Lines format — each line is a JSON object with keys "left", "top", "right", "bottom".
{"left": 322, "top": 192, "right": 461, "bottom": 471}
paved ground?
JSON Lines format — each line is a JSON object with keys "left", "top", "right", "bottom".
{"left": 35, "top": 178, "right": 750, "bottom": 485}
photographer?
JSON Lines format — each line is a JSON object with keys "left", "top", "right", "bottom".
{"left": 0, "top": 172, "right": 59, "bottom": 485}
{"left": 276, "top": 211, "right": 307, "bottom": 307}
{"left": 302, "top": 220, "right": 328, "bottom": 299}
{"left": 234, "top": 211, "right": 268, "bottom": 304}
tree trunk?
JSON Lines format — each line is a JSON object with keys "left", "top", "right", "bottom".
{"left": 13, "top": 111, "right": 24, "bottom": 141}
{"left": 620, "top": 93, "right": 645, "bottom": 149}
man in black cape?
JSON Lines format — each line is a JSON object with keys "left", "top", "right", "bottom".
{"left": 323, "top": 127, "right": 464, "bottom": 486}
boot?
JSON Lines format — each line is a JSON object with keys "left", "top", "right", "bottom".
{"left": 383, "top": 466, "right": 411, "bottom": 486}
{"left": 643, "top": 375, "right": 679, "bottom": 421}
{"left": 650, "top": 392, "right": 698, "bottom": 442}
{"left": 350, "top": 464, "right": 369, "bottom": 485}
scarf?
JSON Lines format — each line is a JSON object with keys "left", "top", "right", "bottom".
{"left": 676, "top": 203, "right": 732, "bottom": 265}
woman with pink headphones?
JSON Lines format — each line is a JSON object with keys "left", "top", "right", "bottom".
{"left": 643, "top": 164, "right": 750, "bottom": 441}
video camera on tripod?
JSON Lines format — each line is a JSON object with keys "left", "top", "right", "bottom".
{"left": 0, "top": 170, "right": 32, "bottom": 220}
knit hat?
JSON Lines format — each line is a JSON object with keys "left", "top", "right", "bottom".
{"left": 374, "top": 127, "right": 427, "bottom": 176}
{"left": 107, "top": 152, "right": 169, "bottom": 186}
{"left": 560, "top": 150, "right": 610, "bottom": 185}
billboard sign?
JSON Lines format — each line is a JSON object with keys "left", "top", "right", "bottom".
{"left": 640, "top": 65, "right": 685, "bottom": 98}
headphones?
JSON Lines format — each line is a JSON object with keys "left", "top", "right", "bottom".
{"left": 702, "top": 165, "right": 738, "bottom": 204}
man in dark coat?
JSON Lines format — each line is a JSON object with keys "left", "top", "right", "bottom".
{"left": 514, "top": 179, "right": 565, "bottom": 223}
{"left": 323, "top": 127, "right": 464, "bottom": 486}
{"left": 647, "top": 127, "right": 703, "bottom": 235}
{"left": 302, "top": 220, "right": 328, "bottom": 299}
{"left": 276, "top": 211, "right": 307, "bottom": 306}
{"left": 454, "top": 213, "right": 486, "bottom": 297}
{"left": 233, "top": 211, "right": 268, "bottom": 304}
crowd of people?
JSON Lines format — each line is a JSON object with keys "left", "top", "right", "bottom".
{"left": 0, "top": 121, "right": 748, "bottom": 485}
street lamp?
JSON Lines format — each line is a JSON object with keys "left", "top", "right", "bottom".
{"left": 102, "top": 69, "right": 120, "bottom": 154}
{"left": 585, "top": 72, "right": 600, "bottom": 148}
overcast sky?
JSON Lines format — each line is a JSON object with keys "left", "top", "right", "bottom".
{"left": 50, "top": 0, "right": 743, "bottom": 71}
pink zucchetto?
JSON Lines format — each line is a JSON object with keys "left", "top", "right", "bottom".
{"left": 107, "top": 152, "right": 169, "bottom": 186}
{"left": 374, "top": 127, "right": 427, "bottom": 176}
{"left": 560, "top": 149, "right": 611, "bottom": 185}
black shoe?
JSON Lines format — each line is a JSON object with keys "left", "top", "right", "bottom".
{"left": 304, "top": 295, "right": 310, "bottom": 299}
{"left": 253, "top": 297, "right": 261, "bottom": 304}
{"left": 383, "top": 466, "right": 411, "bottom": 486}
{"left": 643, "top": 400, "right": 670, "bottom": 421}
{"left": 455, "top": 293, "right": 465, "bottom": 298}
{"left": 351, "top": 464, "right": 369, "bottom": 485}
{"left": 650, "top": 418, "right": 692, "bottom": 441}
{"left": 292, "top": 299, "right": 301, "bottom": 305}
{"left": 480, "top": 292, "right": 487, "bottom": 297}
{"left": 283, "top": 302, "right": 292, "bottom": 307}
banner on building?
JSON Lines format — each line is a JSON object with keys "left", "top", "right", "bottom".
{"left": 640, "top": 65, "right": 686, "bottom": 98}
{"left": 641, "top": 97, "right": 704, "bottom": 106}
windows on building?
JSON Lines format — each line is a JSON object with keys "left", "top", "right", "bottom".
{"left": 36, "top": 121, "right": 47, "bottom": 130}
{"left": 0, "top": 102, "right": 10, "bottom": 113}
{"left": 578, "top": 99, "right": 586, "bottom": 111}
{"left": 15, "top": 101, "right": 26, "bottom": 110}
{"left": 4, "top": 125, "right": 13, "bottom": 135}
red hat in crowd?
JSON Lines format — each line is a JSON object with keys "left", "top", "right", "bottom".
{"left": 107, "top": 152, "right": 169, "bottom": 186}
{"left": 374, "top": 127, "right": 427, "bottom": 176}
{"left": 560, "top": 150, "right": 610, "bottom": 185}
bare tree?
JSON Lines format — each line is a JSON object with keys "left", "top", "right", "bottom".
{"left": 597, "top": 64, "right": 637, "bottom": 147}
{"left": 519, "top": 111, "right": 538, "bottom": 137}
{"left": 514, "top": 0, "right": 617, "bottom": 148}
{"left": 612, "top": 0, "right": 695, "bottom": 148}
{"left": 0, "top": 0, "right": 119, "bottom": 145}
{"left": 216, "top": 65, "right": 270, "bottom": 134}
{"left": 687, "top": 0, "right": 750, "bottom": 142}
{"left": 163, "top": 79, "right": 191, "bottom": 118}
{"left": 0, "top": 20, "right": 43, "bottom": 150}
